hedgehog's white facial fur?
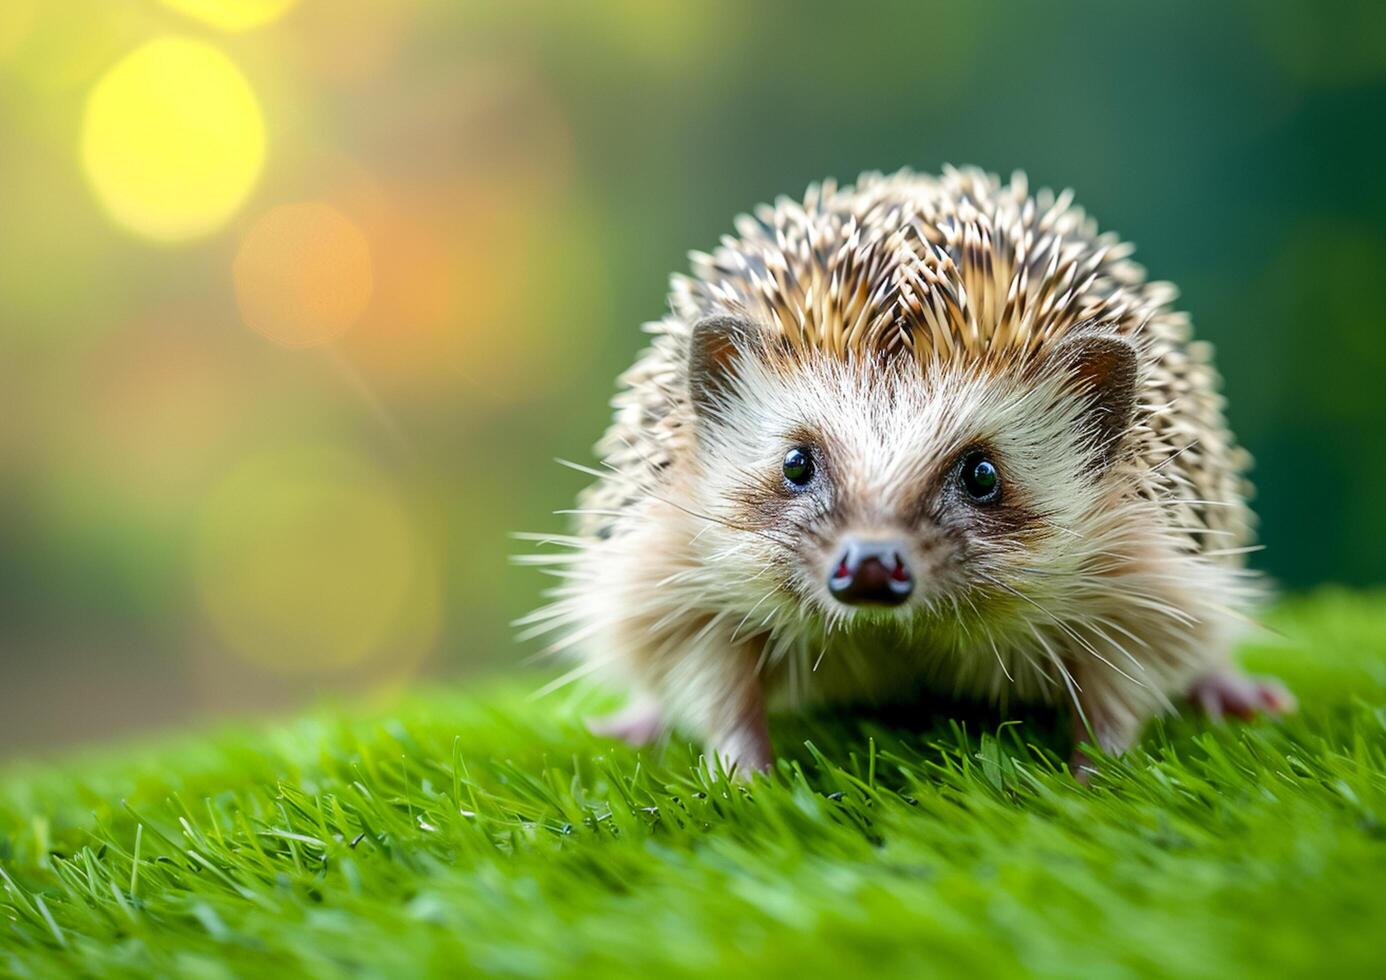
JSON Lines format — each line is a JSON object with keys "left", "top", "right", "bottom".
{"left": 688, "top": 323, "right": 1132, "bottom": 634}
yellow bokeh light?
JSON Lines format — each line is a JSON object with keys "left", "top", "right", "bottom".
{"left": 195, "top": 448, "right": 425, "bottom": 673}
{"left": 234, "top": 202, "right": 375, "bottom": 348}
{"left": 82, "top": 37, "right": 265, "bottom": 242}
{"left": 0, "top": 0, "right": 37, "bottom": 62}
{"left": 161, "top": 0, "right": 299, "bottom": 32}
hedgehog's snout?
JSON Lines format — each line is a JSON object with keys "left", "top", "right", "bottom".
{"left": 827, "top": 537, "right": 913, "bottom": 607}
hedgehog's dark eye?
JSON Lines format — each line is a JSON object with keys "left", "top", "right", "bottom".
{"left": 959, "top": 452, "right": 1001, "bottom": 503}
{"left": 782, "top": 447, "right": 814, "bottom": 488}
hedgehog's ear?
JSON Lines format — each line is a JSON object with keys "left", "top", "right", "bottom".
{"left": 688, "top": 314, "right": 758, "bottom": 422}
{"left": 1053, "top": 333, "right": 1138, "bottom": 472}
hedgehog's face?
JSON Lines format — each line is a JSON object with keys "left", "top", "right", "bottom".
{"left": 685, "top": 315, "right": 1136, "bottom": 628}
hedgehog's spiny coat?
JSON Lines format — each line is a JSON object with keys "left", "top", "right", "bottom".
{"left": 542, "top": 167, "right": 1269, "bottom": 772}
{"left": 592, "top": 167, "right": 1251, "bottom": 557}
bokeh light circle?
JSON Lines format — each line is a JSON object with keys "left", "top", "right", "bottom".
{"left": 162, "top": 0, "right": 300, "bottom": 32}
{"left": 195, "top": 448, "right": 424, "bottom": 673}
{"left": 234, "top": 202, "right": 375, "bottom": 348}
{"left": 81, "top": 37, "right": 265, "bottom": 242}
{"left": 0, "top": 0, "right": 37, "bottom": 62}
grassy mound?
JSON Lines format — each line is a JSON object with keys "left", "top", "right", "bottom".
{"left": 3, "top": 589, "right": 1385, "bottom": 978}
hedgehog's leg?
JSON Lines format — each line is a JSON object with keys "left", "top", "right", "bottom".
{"left": 594, "top": 622, "right": 771, "bottom": 777}
{"left": 707, "top": 680, "right": 772, "bottom": 779}
{"left": 1067, "top": 687, "right": 1143, "bottom": 783}
{"left": 1187, "top": 670, "right": 1296, "bottom": 721}
{"left": 693, "top": 651, "right": 773, "bottom": 779}
{"left": 659, "top": 633, "right": 772, "bottom": 780}
{"left": 576, "top": 505, "right": 773, "bottom": 776}
{"left": 1064, "top": 655, "right": 1159, "bottom": 782}
{"left": 585, "top": 656, "right": 770, "bottom": 776}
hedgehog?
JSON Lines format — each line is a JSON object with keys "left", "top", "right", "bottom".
{"left": 519, "top": 166, "right": 1293, "bottom": 777}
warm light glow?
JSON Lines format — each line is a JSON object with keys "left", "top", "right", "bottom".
{"left": 195, "top": 448, "right": 425, "bottom": 673}
{"left": 233, "top": 202, "right": 374, "bottom": 348}
{"left": 162, "top": 0, "right": 299, "bottom": 32}
{"left": 0, "top": 0, "right": 37, "bottom": 62}
{"left": 286, "top": 0, "right": 414, "bottom": 82}
{"left": 81, "top": 37, "right": 265, "bottom": 242}
{"left": 81, "top": 312, "right": 242, "bottom": 502}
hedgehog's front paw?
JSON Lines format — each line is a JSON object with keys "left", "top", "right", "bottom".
{"left": 586, "top": 696, "right": 664, "bottom": 747}
{"left": 1188, "top": 670, "right": 1296, "bottom": 721}
{"left": 708, "top": 725, "right": 774, "bottom": 782}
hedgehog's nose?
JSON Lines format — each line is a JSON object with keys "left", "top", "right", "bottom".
{"left": 828, "top": 539, "right": 912, "bottom": 606}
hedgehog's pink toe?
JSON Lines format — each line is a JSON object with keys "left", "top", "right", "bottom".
{"left": 1188, "top": 670, "right": 1296, "bottom": 722}
{"left": 586, "top": 696, "right": 663, "bottom": 747}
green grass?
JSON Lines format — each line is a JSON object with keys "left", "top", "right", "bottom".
{"left": 3, "top": 589, "right": 1385, "bottom": 979}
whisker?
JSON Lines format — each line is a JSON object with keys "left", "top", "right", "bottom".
{"left": 1028, "top": 623, "right": 1085, "bottom": 725}
{"left": 556, "top": 456, "right": 793, "bottom": 550}
{"left": 528, "top": 659, "right": 605, "bottom": 699}
{"left": 985, "top": 628, "right": 1014, "bottom": 684}
{"left": 732, "top": 586, "right": 781, "bottom": 642}
{"left": 979, "top": 570, "right": 1148, "bottom": 691}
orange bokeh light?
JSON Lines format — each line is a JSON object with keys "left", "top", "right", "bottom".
{"left": 233, "top": 201, "right": 374, "bottom": 348}
{"left": 79, "top": 310, "right": 243, "bottom": 501}
{"left": 162, "top": 0, "right": 299, "bottom": 33}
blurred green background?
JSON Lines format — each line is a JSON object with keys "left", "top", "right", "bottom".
{"left": 1, "top": 0, "right": 1383, "bottom": 755}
